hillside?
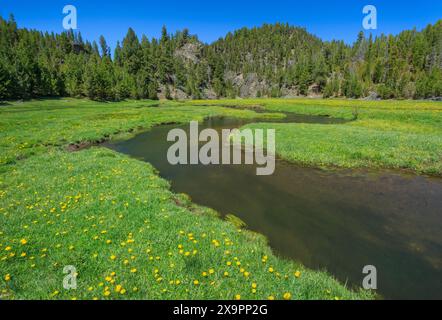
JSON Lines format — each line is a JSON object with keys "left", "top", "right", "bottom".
{"left": 0, "top": 16, "right": 441, "bottom": 101}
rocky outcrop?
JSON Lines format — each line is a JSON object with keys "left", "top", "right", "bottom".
{"left": 174, "top": 42, "right": 203, "bottom": 64}
{"left": 224, "top": 72, "right": 268, "bottom": 98}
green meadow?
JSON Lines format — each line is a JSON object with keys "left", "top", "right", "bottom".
{"left": 3, "top": 97, "right": 442, "bottom": 300}
{"left": 194, "top": 99, "right": 442, "bottom": 175}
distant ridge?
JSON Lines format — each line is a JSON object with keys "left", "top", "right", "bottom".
{"left": 0, "top": 16, "right": 441, "bottom": 101}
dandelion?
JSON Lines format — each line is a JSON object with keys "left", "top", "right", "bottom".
{"left": 130, "top": 268, "right": 137, "bottom": 273}
{"left": 226, "top": 261, "right": 232, "bottom": 266}
{"left": 283, "top": 292, "right": 292, "bottom": 300}
{"left": 294, "top": 271, "right": 301, "bottom": 278}
{"left": 115, "top": 285, "right": 122, "bottom": 293}
{"left": 5, "top": 246, "right": 11, "bottom": 251}
{"left": 223, "top": 271, "right": 229, "bottom": 277}
{"left": 193, "top": 280, "right": 199, "bottom": 285}
{"left": 20, "top": 239, "right": 28, "bottom": 245}
{"left": 103, "top": 290, "right": 111, "bottom": 297}
{"left": 268, "top": 295, "right": 275, "bottom": 300}
{"left": 110, "top": 255, "right": 116, "bottom": 261}
{"left": 202, "top": 272, "right": 208, "bottom": 277}
{"left": 4, "top": 274, "right": 11, "bottom": 281}
{"left": 208, "top": 268, "right": 215, "bottom": 275}
{"left": 252, "top": 283, "right": 257, "bottom": 289}
{"left": 120, "top": 289, "right": 126, "bottom": 295}
{"left": 268, "top": 267, "right": 274, "bottom": 273}
{"left": 234, "top": 294, "right": 241, "bottom": 300}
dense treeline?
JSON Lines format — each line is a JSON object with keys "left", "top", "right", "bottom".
{"left": 0, "top": 15, "right": 441, "bottom": 101}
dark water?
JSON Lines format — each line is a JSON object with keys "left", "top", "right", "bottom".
{"left": 105, "top": 114, "right": 442, "bottom": 300}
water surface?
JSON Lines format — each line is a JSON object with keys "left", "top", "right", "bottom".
{"left": 105, "top": 114, "right": 442, "bottom": 299}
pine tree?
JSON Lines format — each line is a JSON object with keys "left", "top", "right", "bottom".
{"left": 99, "top": 35, "right": 110, "bottom": 58}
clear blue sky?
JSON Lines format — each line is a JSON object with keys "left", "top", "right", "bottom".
{"left": 1, "top": 0, "right": 441, "bottom": 51}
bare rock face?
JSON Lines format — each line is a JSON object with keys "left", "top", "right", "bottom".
{"left": 307, "top": 84, "right": 322, "bottom": 98}
{"left": 174, "top": 42, "right": 203, "bottom": 64}
{"left": 364, "top": 91, "right": 380, "bottom": 100}
{"left": 172, "top": 87, "right": 188, "bottom": 100}
{"left": 158, "top": 84, "right": 189, "bottom": 100}
{"left": 202, "top": 88, "right": 217, "bottom": 99}
{"left": 281, "top": 86, "right": 299, "bottom": 98}
{"left": 224, "top": 72, "right": 267, "bottom": 98}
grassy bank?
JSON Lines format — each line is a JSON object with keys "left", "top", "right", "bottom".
{"left": 194, "top": 98, "right": 442, "bottom": 175}
{"left": 0, "top": 98, "right": 370, "bottom": 300}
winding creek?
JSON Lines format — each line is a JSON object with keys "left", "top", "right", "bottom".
{"left": 105, "top": 112, "right": 442, "bottom": 300}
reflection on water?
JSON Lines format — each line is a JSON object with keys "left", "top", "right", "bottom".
{"left": 105, "top": 115, "right": 442, "bottom": 299}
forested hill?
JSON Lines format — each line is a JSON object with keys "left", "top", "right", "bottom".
{"left": 0, "top": 15, "right": 441, "bottom": 101}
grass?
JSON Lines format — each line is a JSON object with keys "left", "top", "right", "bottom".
{"left": 0, "top": 98, "right": 371, "bottom": 300}
{"left": 193, "top": 98, "right": 442, "bottom": 175}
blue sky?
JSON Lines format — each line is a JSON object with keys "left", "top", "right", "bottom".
{"left": 1, "top": 0, "right": 441, "bottom": 51}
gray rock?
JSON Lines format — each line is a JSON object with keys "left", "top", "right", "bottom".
{"left": 364, "top": 91, "right": 380, "bottom": 101}
{"left": 174, "top": 42, "right": 203, "bottom": 64}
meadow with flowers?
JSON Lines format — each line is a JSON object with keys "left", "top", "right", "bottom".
{"left": 0, "top": 98, "right": 377, "bottom": 300}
